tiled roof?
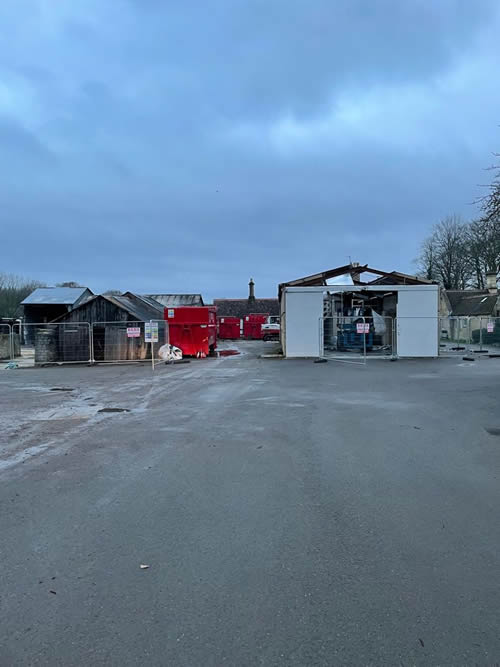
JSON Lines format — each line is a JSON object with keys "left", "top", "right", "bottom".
{"left": 214, "top": 298, "right": 279, "bottom": 318}
{"left": 446, "top": 290, "right": 498, "bottom": 316}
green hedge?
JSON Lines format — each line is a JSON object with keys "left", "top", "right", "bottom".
{"left": 472, "top": 325, "right": 500, "bottom": 345}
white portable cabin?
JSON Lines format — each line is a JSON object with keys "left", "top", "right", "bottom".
{"left": 280, "top": 283, "right": 439, "bottom": 358}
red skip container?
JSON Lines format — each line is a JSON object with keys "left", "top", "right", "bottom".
{"left": 243, "top": 313, "right": 269, "bottom": 339}
{"left": 218, "top": 316, "right": 241, "bottom": 340}
{"left": 165, "top": 306, "right": 217, "bottom": 358}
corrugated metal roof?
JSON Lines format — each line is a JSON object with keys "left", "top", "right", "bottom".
{"left": 21, "top": 287, "right": 90, "bottom": 305}
{"left": 50, "top": 294, "right": 164, "bottom": 324}
{"left": 145, "top": 294, "right": 204, "bottom": 307}
{"left": 108, "top": 295, "right": 162, "bottom": 322}
{"left": 135, "top": 294, "right": 165, "bottom": 310}
{"left": 121, "top": 292, "right": 165, "bottom": 312}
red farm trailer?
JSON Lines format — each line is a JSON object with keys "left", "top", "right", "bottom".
{"left": 243, "top": 313, "right": 269, "bottom": 339}
{"left": 165, "top": 306, "right": 217, "bottom": 357}
{"left": 218, "top": 316, "right": 241, "bottom": 340}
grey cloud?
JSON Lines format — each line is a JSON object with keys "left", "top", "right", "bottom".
{"left": 0, "top": 0, "right": 499, "bottom": 298}
{"left": 0, "top": 117, "right": 55, "bottom": 163}
{"left": 120, "top": 0, "right": 497, "bottom": 121}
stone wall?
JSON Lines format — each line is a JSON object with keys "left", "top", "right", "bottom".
{"left": 0, "top": 333, "right": 19, "bottom": 359}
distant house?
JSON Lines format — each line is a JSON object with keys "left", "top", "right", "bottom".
{"left": 145, "top": 294, "right": 204, "bottom": 307}
{"left": 214, "top": 279, "right": 279, "bottom": 319}
{"left": 441, "top": 272, "right": 500, "bottom": 343}
{"left": 21, "top": 287, "right": 94, "bottom": 344}
{"left": 443, "top": 271, "right": 499, "bottom": 319}
{"left": 445, "top": 290, "right": 500, "bottom": 318}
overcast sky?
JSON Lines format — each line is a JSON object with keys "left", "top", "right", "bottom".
{"left": 1, "top": 1, "right": 499, "bottom": 299}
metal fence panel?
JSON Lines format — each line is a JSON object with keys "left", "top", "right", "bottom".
{"left": 439, "top": 316, "right": 470, "bottom": 355}
{"left": 5, "top": 320, "right": 170, "bottom": 367}
{"left": 9, "top": 315, "right": 494, "bottom": 368}
{"left": 474, "top": 317, "right": 500, "bottom": 354}
{"left": 91, "top": 320, "right": 168, "bottom": 363}
{"left": 12, "top": 323, "right": 92, "bottom": 366}
{"left": 320, "top": 315, "right": 367, "bottom": 364}
{"left": 320, "top": 315, "right": 395, "bottom": 362}
{"left": 150, "top": 319, "right": 170, "bottom": 367}
{"left": 0, "top": 323, "right": 13, "bottom": 361}
{"left": 393, "top": 316, "right": 439, "bottom": 357}
{"left": 363, "top": 316, "right": 395, "bottom": 357}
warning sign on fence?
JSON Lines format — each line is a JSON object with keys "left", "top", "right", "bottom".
{"left": 127, "top": 327, "right": 141, "bottom": 338}
{"left": 356, "top": 322, "right": 370, "bottom": 334}
{"left": 487, "top": 322, "right": 494, "bottom": 333}
{"left": 145, "top": 322, "right": 159, "bottom": 343}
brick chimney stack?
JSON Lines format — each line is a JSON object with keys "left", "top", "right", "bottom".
{"left": 486, "top": 271, "right": 498, "bottom": 294}
{"left": 248, "top": 278, "right": 255, "bottom": 302}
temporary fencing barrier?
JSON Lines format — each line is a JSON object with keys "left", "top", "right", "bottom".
{"left": 0, "top": 323, "right": 13, "bottom": 361}
{"left": 3, "top": 316, "right": 499, "bottom": 367}
{"left": 12, "top": 323, "right": 92, "bottom": 366}
{"left": 439, "top": 317, "right": 471, "bottom": 355}
{"left": 319, "top": 315, "right": 395, "bottom": 363}
{"left": 438, "top": 316, "right": 500, "bottom": 355}
{"left": 91, "top": 320, "right": 168, "bottom": 364}
{"left": 318, "top": 315, "right": 500, "bottom": 361}
{"left": 472, "top": 317, "right": 500, "bottom": 353}
{"left": 320, "top": 315, "right": 367, "bottom": 364}
{"left": 3, "top": 320, "right": 169, "bottom": 367}
{"left": 394, "top": 316, "right": 440, "bottom": 357}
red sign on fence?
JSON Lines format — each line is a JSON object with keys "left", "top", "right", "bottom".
{"left": 127, "top": 327, "right": 141, "bottom": 338}
{"left": 356, "top": 322, "right": 370, "bottom": 334}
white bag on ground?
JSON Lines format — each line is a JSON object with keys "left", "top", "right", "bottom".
{"left": 158, "top": 344, "right": 183, "bottom": 361}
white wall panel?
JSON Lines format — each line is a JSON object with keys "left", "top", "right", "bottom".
{"left": 284, "top": 290, "right": 324, "bottom": 357}
{"left": 397, "top": 288, "right": 439, "bottom": 357}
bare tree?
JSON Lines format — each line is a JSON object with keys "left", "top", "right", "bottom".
{"left": 417, "top": 216, "right": 472, "bottom": 289}
{"left": 417, "top": 236, "right": 438, "bottom": 282}
{"left": 0, "top": 273, "right": 44, "bottom": 318}
{"left": 477, "top": 152, "right": 500, "bottom": 224}
{"left": 56, "top": 281, "right": 84, "bottom": 288}
{"left": 466, "top": 217, "right": 500, "bottom": 287}
{"left": 471, "top": 145, "right": 500, "bottom": 283}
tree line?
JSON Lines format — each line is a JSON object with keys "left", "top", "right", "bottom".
{"left": 417, "top": 151, "right": 500, "bottom": 290}
{"left": 0, "top": 273, "right": 44, "bottom": 319}
{"left": 0, "top": 277, "right": 92, "bottom": 318}
{"left": 0, "top": 277, "right": 120, "bottom": 318}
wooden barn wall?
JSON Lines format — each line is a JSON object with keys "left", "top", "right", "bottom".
{"left": 103, "top": 325, "right": 149, "bottom": 361}
{"left": 58, "top": 299, "right": 139, "bottom": 324}
{"left": 53, "top": 299, "right": 167, "bottom": 361}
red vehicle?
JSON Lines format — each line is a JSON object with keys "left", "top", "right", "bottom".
{"left": 218, "top": 316, "right": 241, "bottom": 339}
{"left": 165, "top": 306, "right": 217, "bottom": 357}
{"left": 243, "top": 313, "right": 269, "bottom": 339}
